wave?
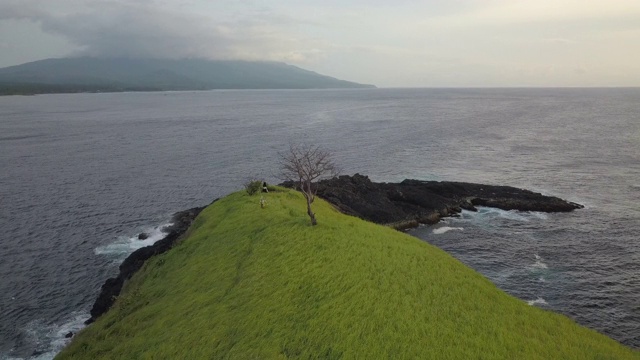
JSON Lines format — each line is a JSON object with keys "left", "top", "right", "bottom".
{"left": 458, "top": 208, "right": 549, "bottom": 223}
{"left": 94, "top": 223, "right": 172, "bottom": 257}
{"left": 527, "top": 297, "right": 548, "bottom": 306}
{"left": 0, "top": 134, "right": 44, "bottom": 142}
{"left": 432, "top": 226, "right": 464, "bottom": 234}
{"left": 531, "top": 254, "right": 548, "bottom": 270}
{"left": 4, "top": 312, "right": 88, "bottom": 360}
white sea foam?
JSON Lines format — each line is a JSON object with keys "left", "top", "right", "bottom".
{"left": 94, "top": 223, "right": 172, "bottom": 256}
{"left": 479, "top": 208, "right": 529, "bottom": 221}
{"left": 530, "top": 212, "right": 549, "bottom": 220}
{"left": 531, "top": 254, "right": 548, "bottom": 269}
{"left": 527, "top": 298, "right": 548, "bottom": 306}
{"left": 432, "top": 226, "right": 464, "bottom": 234}
{"left": 5, "top": 312, "right": 89, "bottom": 360}
{"left": 459, "top": 208, "right": 549, "bottom": 223}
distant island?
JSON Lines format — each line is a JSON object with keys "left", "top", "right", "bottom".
{"left": 0, "top": 57, "right": 375, "bottom": 95}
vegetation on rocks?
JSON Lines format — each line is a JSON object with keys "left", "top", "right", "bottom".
{"left": 57, "top": 188, "right": 638, "bottom": 359}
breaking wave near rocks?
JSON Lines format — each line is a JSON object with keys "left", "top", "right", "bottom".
{"left": 432, "top": 226, "right": 464, "bottom": 234}
{"left": 94, "top": 222, "right": 173, "bottom": 258}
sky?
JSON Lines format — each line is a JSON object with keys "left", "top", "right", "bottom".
{"left": 1, "top": 0, "right": 639, "bottom": 87}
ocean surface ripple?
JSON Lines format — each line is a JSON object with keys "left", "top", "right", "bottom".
{"left": 0, "top": 88, "right": 638, "bottom": 358}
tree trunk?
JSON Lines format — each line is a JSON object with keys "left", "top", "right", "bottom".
{"left": 306, "top": 197, "right": 317, "bottom": 226}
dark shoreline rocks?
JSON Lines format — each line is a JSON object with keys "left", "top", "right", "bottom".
{"left": 287, "top": 174, "right": 583, "bottom": 230}
{"left": 85, "top": 203, "right": 212, "bottom": 324}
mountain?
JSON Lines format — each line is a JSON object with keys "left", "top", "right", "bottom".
{"left": 0, "top": 57, "right": 375, "bottom": 94}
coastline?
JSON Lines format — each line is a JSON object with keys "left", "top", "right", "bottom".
{"left": 85, "top": 175, "right": 583, "bottom": 325}
{"left": 59, "top": 186, "right": 639, "bottom": 359}
{"left": 85, "top": 202, "right": 214, "bottom": 324}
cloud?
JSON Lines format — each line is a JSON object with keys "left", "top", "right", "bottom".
{"left": 0, "top": 0, "right": 327, "bottom": 63}
{"left": 427, "top": 0, "right": 640, "bottom": 27}
{"left": 1, "top": 0, "right": 640, "bottom": 86}
{"left": 542, "top": 38, "right": 575, "bottom": 45}
{"left": 574, "top": 66, "right": 588, "bottom": 75}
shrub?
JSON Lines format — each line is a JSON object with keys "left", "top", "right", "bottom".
{"left": 244, "top": 180, "right": 262, "bottom": 195}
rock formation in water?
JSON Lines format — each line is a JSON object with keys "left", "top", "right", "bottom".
{"left": 288, "top": 174, "right": 583, "bottom": 229}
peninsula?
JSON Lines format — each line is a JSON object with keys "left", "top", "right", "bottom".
{"left": 57, "top": 176, "right": 637, "bottom": 359}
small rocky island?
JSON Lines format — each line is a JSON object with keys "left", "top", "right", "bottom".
{"left": 87, "top": 174, "right": 583, "bottom": 324}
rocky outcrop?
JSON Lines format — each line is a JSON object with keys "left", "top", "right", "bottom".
{"left": 85, "top": 203, "right": 213, "bottom": 324}
{"left": 287, "top": 174, "right": 583, "bottom": 230}
{"left": 86, "top": 175, "right": 582, "bottom": 324}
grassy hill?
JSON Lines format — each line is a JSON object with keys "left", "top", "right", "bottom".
{"left": 57, "top": 188, "right": 639, "bottom": 359}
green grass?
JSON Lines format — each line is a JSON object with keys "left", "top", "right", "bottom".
{"left": 57, "top": 188, "right": 639, "bottom": 359}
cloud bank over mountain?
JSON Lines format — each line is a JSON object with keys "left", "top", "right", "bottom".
{"left": 0, "top": 0, "right": 326, "bottom": 63}
{"left": 1, "top": 0, "right": 640, "bottom": 87}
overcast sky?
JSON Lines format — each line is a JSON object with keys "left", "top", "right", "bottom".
{"left": 1, "top": 0, "right": 639, "bottom": 87}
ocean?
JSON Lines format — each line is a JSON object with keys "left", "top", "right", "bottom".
{"left": 0, "top": 88, "right": 638, "bottom": 358}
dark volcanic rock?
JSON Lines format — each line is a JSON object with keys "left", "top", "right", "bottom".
{"left": 85, "top": 202, "right": 215, "bottom": 324}
{"left": 286, "top": 174, "right": 582, "bottom": 230}
{"left": 65, "top": 332, "right": 74, "bottom": 338}
{"left": 137, "top": 232, "right": 149, "bottom": 240}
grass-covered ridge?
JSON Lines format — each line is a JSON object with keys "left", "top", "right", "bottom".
{"left": 58, "top": 188, "right": 638, "bottom": 359}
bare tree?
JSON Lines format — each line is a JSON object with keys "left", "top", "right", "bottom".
{"left": 279, "top": 143, "right": 339, "bottom": 225}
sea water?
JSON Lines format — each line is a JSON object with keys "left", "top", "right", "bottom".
{"left": 1, "top": 88, "right": 638, "bottom": 358}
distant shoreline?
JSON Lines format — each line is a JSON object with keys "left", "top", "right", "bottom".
{"left": 0, "top": 84, "right": 377, "bottom": 96}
